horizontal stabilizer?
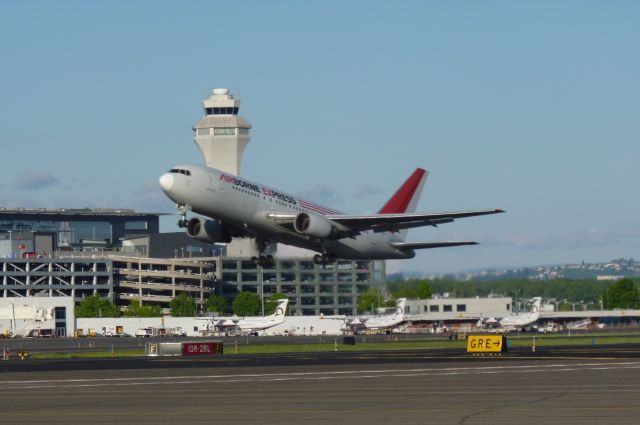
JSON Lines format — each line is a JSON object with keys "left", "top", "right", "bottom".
{"left": 392, "top": 241, "right": 479, "bottom": 250}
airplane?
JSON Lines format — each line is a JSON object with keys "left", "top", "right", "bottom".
{"left": 212, "top": 298, "right": 288, "bottom": 335}
{"left": 159, "top": 164, "right": 504, "bottom": 265}
{"left": 498, "top": 297, "right": 542, "bottom": 330}
{"left": 360, "top": 298, "right": 407, "bottom": 330}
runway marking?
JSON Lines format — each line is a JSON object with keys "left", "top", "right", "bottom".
{"left": 2, "top": 405, "right": 640, "bottom": 417}
{"left": 3, "top": 360, "right": 640, "bottom": 389}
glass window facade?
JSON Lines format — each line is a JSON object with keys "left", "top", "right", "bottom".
{"left": 205, "top": 107, "right": 239, "bottom": 115}
{"left": 0, "top": 220, "right": 111, "bottom": 246}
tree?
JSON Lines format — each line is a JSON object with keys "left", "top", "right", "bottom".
{"left": 264, "top": 293, "right": 288, "bottom": 315}
{"left": 122, "top": 300, "right": 163, "bottom": 317}
{"left": 388, "top": 277, "right": 608, "bottom": 304}
{"left": 75, "top": 295, "right": 120, "bottom": 318}
{"left": 391, "top": 279, "right": 432, "bottom": 299}
{"left": 357, "top": 287, "right": 384, "bottom": 314}
{"left": 170, "top": 293, "right": 197, "bottom": 317}
{"left": 233, "top": 291, "right": 261, "bottom": 317}
{"left": 205, "top": 295, "right": 228, "bottom": 314}
{"left": 558, "top": 302, "right": 573, "bottom": 312}
{"left": 602, "top": 278, "right": 639, "bottom": 309}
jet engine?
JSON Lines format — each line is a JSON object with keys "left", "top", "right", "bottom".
{"left": 186, "top": 217, "right": 232, "bottom": 244}
{"left": 293, "top": 212, "right": 335, "bottom": 238}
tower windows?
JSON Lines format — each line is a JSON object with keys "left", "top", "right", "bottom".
{"left": 214, "top": 128, "right": 236, "bottom": 136}
{"left": 205, "top": 107, "right": 240, "bottom": 115}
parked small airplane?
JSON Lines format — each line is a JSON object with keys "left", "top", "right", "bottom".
{"left": 212, "top": 298, "right": 288, "bottom": 334}
{"left": 362, "top": 298, "right": 408, "bottom": 330}
{"left": 159, "top": 164, "right": 504, "bottom": 265}
{"left": 498, "top": 297, "right": 542, "bottom": 330}
{"left": 346, "top": 298, "right": 407, "bottom": 332}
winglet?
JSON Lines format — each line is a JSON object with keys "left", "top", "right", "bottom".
{"left": 379, "top": 168, "right": 428, "bottom": 214}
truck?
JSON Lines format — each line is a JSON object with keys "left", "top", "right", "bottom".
{"left": 102, "top": 326, "right": 125, "bottom": 337}
{"left": 135, "top": 327, "right": 154, "bottom": 337}
{"left": 168, "top": 327, "right": 187, "bottom": 337}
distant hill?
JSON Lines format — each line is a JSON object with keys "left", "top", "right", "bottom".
{"left": 389, "top": 258, "right": 640, "bottom": 282}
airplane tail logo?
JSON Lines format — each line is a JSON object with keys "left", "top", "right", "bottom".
{"left": 531, "top": 297, "right": 541, "bottom": 317}
{"left": 272, "top": 299, "right": 289, "bottom": 317}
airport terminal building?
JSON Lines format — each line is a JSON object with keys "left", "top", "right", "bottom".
{"left": 0, "top": 207, "right": 163, "bottom": 254}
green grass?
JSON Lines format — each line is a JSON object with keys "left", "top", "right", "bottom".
{"left": 506, "top": 334, "right": 640, "bottom": 347}
{"left": 29, "top": 350, "right": 145, "bottom": 360}
{"left": 226, "top": 340, "right": 470, "bottom": 354}
{"left": 19, "top": 332, "right": 640, "bottom": 359}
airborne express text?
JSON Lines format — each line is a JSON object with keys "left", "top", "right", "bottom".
{"left": 220, "top": 174, "right": 297, "bottom": 205}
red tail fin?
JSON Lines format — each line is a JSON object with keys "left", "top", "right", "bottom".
{"left": 378, "top": 168, "right": 427, "bottom": 214}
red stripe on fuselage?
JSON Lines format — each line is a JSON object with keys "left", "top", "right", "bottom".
{"left": 378, "top": 168, "right": 426, "bottom": 214}
{"left": 298, "top": 200, "right": 337, "bottom": 215}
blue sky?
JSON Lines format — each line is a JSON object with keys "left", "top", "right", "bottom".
{"left": 1, "top": 1, "right": 639, "bottom": 274}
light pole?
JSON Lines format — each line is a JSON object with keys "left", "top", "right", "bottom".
{"left": 7, "top": 230, "right": 12, "bottom": 256}
{"left": 259, "top": 265, "right": 264, "bottom": 317}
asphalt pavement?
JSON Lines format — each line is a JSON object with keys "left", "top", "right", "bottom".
{"left": 1, "top": 342, "right": 640, "bottom": 424}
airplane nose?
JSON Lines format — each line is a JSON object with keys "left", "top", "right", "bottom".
{"left": 159, "top": 173, "right": 174, "bottom": 192}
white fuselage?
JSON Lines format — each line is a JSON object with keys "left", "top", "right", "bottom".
{"left": 160, "top": 165, "right": 414, "bottom": 260}
{"left": 363, "top": 298, "right": 407, "bottom": 329}
{"left": 235, "top": 315, "right": 285, "bottom": 331}
{"left": 499, "top": 298, "right": 542, "bottom": 328}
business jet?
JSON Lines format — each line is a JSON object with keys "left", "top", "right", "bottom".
{"left": 212, "top": 298, "right": 288, "bottom": 335}
{"left": 499, "top": 297, "right": 542, "bottom": 330}
{"left": 159, "top": 164, "right": 504, "bottom": 265}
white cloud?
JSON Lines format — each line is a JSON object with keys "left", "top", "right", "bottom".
{"left": 353, "top": 184, "right": 384, "bottom": 199}
{"left": 297, "top": 185, "right": 343, "bottom": 207}
{"left": 14, "top": 171, "right": 58, "bottom": 190}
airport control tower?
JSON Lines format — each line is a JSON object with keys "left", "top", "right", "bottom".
{"left": 193, "top": 88, "right": 251, "bottom": 175}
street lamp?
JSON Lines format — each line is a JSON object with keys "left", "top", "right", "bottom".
{"left": 258, "top": 265, "right": 264, "bottom": 317}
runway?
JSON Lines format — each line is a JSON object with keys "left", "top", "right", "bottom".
{"left": 2, "top": 351, "right": 640, "bottom": 424}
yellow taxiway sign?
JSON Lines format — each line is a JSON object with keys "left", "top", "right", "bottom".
{"left": 467, "top": 335, "right": 507, "bottom": 353}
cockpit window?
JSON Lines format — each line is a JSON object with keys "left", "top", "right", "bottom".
{"left": 169, "top": 169, "right": 191, "bottom": 176}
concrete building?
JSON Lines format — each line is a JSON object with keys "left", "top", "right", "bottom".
{"left": 0, "top": 208, "right": 164, "bottom": 255}
{"left": 1, "top": 257, "right": 113, "bottom": 301}
{"left": 218, "top": 257, "right": 384, "bottom": 316}
{"left": 0, "top": 254, "right": 382, "bottom": 317}
{"left": 121, "top": 232, "right": 215, "bottom": 258}
{"left": 406, "top": 296, "right": 512, "bottom": 319}
{"left": 193, "top": 88, "right": 252, "bottom": 175}
{"left": 113, "top": 255, "right": 215, "bottom": 309}
{"left": 403, "top": 296, "right": 513, "bottom": 333}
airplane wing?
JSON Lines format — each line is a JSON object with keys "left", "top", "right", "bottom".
{"left": 268, "top": 209, "right": 504, "bottom": 237}
{"left": 327, "top": 209, "right": 505, "bottom": 234}
{"left": 391, "top": 241, "right": 478, "bottom": 250}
